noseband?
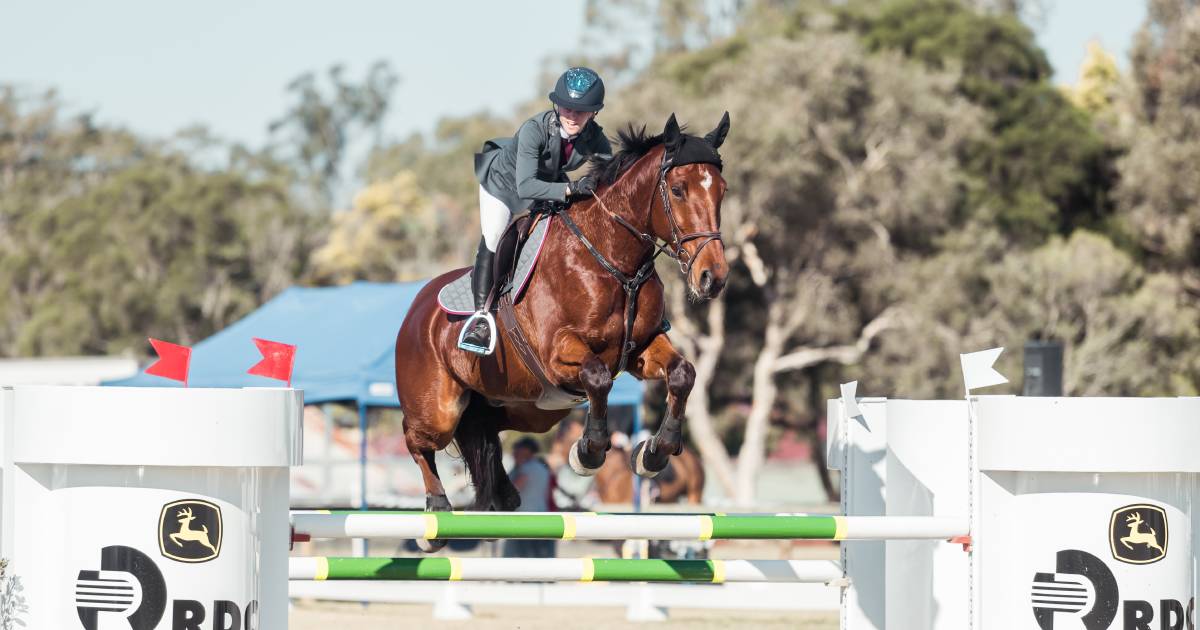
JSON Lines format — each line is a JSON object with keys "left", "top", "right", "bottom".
{"left": 554, "top": 152, "right": 723, "bottom": 375}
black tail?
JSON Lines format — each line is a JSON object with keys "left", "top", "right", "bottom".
{"left": 454, "top": 394, "right": 504, "bottom": 510}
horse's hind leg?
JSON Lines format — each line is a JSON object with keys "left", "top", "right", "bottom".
{"left": 402, "top": 379, "right": 468, "bottom": 553}
{"left": 405, "top": 447, "right": 450, "bottom": 552}
{"left": 629, "top": 333, "right": 694, "bottom": 477}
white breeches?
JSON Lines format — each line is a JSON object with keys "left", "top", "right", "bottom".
{"left": 479, "top": 185, "right": 511, "bottom": 253}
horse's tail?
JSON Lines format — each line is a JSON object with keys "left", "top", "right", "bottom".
{"left": 454, "top": 394, "right": 504, "bottom": 511}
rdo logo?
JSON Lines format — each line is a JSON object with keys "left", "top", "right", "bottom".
{"left": 76, "top": 544, "right": 259, "bottom": 630}
{"left": 1031, "top": 549, "right": 1194, "bottom": 630}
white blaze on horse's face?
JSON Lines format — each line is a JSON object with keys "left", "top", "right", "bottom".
{"left": 669, "top": 163, "right": 728, "bottom": 302}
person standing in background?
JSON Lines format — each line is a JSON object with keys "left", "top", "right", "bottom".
{"left": 502, "top": 436, "right": 557, "bottom": 558}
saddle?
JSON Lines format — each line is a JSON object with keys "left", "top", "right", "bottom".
{"left": 437, "top": 212, "right": 551, "bottom": 316}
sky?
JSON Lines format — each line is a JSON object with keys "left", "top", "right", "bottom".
{"left": 0, "top": 0, "right": 1147, "bottom": 149}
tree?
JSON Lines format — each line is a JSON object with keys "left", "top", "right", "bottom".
{"left": 1117, "top": 0, "right": 1200, "bottom": 293}
{"left": 608, "top": 26, "right": 985, "bottom": 504}
{"left": 1065, "top": 41, "right": 1121, "bottom": 117}
{"left": 0, "top": 87, "right": 318, "bottom": 357}
{"left": 361, "top": 111, "right": 519, "bottom": 273}
{"left": 982, "top": 231, "right": 1199, "bottom": 396}
{"left": 842, "top": 0, "right": 1115, "bottom": 241}
{"left": 269, "top": 61, "right": 399, "bottom": 207}
{"left": 310, "top": 171, "right": 447, "bottom": 283}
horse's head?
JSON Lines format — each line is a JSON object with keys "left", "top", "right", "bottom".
{"left": 655, "top": 112, "right": 730, "bottom": 301}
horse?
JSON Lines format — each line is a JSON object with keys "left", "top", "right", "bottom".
{"left": 394, "top": 112, "right": 730, "bottom": 551}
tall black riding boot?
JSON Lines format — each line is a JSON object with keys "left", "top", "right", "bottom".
{"left": 471, "top": 237, "right": 496, "bottom": 312}
{"left": 459, "top": 238, "right": 497, "bottom": 355}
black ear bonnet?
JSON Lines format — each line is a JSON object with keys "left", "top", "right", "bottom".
{"left": 665, "top": 135, "right": 723, "bottom": 171}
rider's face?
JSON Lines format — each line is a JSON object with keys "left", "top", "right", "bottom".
{"left": 556, "top": 106, "right": 593, "bottom": 136}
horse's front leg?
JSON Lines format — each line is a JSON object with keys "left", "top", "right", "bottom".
{"left": 628, "top": 332, "right": 694, "bottom": 477}
{"left": 553, "top": 335, "right": 612, "bottom": 476}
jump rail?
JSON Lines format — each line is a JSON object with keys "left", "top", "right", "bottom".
{"left": 290, "top": 511, "right": 969, "bottom": 541}
{"left": 289, "top": 557, "right": 844, "bottom": 583}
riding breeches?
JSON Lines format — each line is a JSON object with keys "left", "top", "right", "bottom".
{"left": 479, "top": 185, "right": 511, "bottom": 253}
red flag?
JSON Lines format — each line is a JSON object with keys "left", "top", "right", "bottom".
{"left": 247, "top": 338, "right": 297, "bottom": 387}
{"left": 145, "top": 338, "right": 192, "bottom": 386}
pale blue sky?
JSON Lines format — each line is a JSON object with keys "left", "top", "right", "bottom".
{"left": 0, "top": 0, "right": 1146, "bottom": 148}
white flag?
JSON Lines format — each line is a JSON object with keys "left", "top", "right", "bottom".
{"left": 839, "top": 381, "right": 862, "bottom": 418}
{"left": 960, "top": 347, "right": 1008, "bottom": 393}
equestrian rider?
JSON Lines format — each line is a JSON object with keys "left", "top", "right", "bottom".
{"left": 459, "top": 67, "right": 613, "bottom": 355}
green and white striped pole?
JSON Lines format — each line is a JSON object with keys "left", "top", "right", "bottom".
{"left": 291, "top": 511, "right": 968, "bottom": 541}
{"left": 288, "top": 557, "right": 844, "bottom": 583}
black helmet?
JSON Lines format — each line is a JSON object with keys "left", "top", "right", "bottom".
{"left": 549, "top": 67, "right": 605, "bottom": 112}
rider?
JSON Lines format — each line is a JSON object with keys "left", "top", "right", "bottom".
{"left": 458, "top": 67, "right": 614, "bottom": 355}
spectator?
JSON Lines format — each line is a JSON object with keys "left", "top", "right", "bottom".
{"left": 502, "top": 436, "right": 556, "bottom": 558}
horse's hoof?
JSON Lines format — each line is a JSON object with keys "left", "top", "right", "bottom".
{"left": 632, "top": 440, "right": 667, "bottom": 478}
{"left": 416, "top": 537, "right": 447, "bottom": 553}
{"left": 426, "top": 493, "right": 452, "bottom": 512}
{"left": 568, "top": 440, "right": 604, "bottom": 477}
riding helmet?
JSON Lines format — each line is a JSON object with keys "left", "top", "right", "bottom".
{"left": 549, "top": 67, "right": 605, "bottom": 112}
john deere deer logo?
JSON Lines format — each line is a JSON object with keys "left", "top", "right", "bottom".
{"left": 1109, "top": 504, "right": 1167, "bottom": 564}
{"left": 158, "top": 499, "right": 222, "bottom": 563}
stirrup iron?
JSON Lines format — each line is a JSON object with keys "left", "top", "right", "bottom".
{"left": 457, "top": 311, "right": 498, "bottom": 356}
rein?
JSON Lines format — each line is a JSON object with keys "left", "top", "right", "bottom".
{"left": 555, "top": 155, "right": 723, "bottom": 375}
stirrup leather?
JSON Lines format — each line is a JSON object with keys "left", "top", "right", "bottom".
{"left": 457, "top": 311, "right": 498, "bottom": 356}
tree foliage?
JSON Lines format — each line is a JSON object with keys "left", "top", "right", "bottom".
{"left": 0, "top": 88, "right": 318, "bottom": 356}
{"left": 269, "top": 61, "right": 399, "bottom": 206}
{"left": 311, "top": 171, "right": 446, "bottom": 283}
{"left": 1118, "top": 0, "right": 1200, "bottom": 286}
{"left": 1066, "top": 42, "right": 1122, "bottom": 116}
{"left": 837, "top": 0, "right": 1116, "bottom": 240}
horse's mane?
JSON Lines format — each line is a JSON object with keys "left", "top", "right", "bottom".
{"left": 590, "top": 124, "right": 671, "bottom": 188}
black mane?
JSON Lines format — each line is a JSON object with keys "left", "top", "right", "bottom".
{"left": 590, "top": 124, "right": 667, "bottom": 187}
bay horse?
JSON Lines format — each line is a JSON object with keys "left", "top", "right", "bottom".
{"left": 394, "top": 113, "right": 730, "bottom": 551}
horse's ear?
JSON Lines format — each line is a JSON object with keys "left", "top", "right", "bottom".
{"left": 663, "top": 113, "right": 681, "bottom": 147}
{"left": 705, "top": 111, "right": 730, "bottom": 149}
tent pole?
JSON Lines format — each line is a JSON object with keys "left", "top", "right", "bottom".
{"left": 357, "top": 401, "right": 369, "bottom": 558}
{"left": 632, "top": 402, "right": 642, "bottom": 515}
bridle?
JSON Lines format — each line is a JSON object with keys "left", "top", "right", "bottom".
{"left": 554, "top": 150, "right": 723, "bottom": 374}
{"left": 593, "top": 155, "right": 723, "bottom": 275}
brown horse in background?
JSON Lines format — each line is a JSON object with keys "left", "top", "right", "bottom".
{"left": 550, "top": 418, "right": 705, "bottom": 506}
{"left": 394, "top": 113, "right": 730, "bottom": 551}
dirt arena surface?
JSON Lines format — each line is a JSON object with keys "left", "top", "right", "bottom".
{"left": 289, "top": 600, "right": 838, "bottom": 629}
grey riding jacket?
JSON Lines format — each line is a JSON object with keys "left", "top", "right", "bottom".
{"left": 474, "top": 110, "right": 613, "bottom": 214}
